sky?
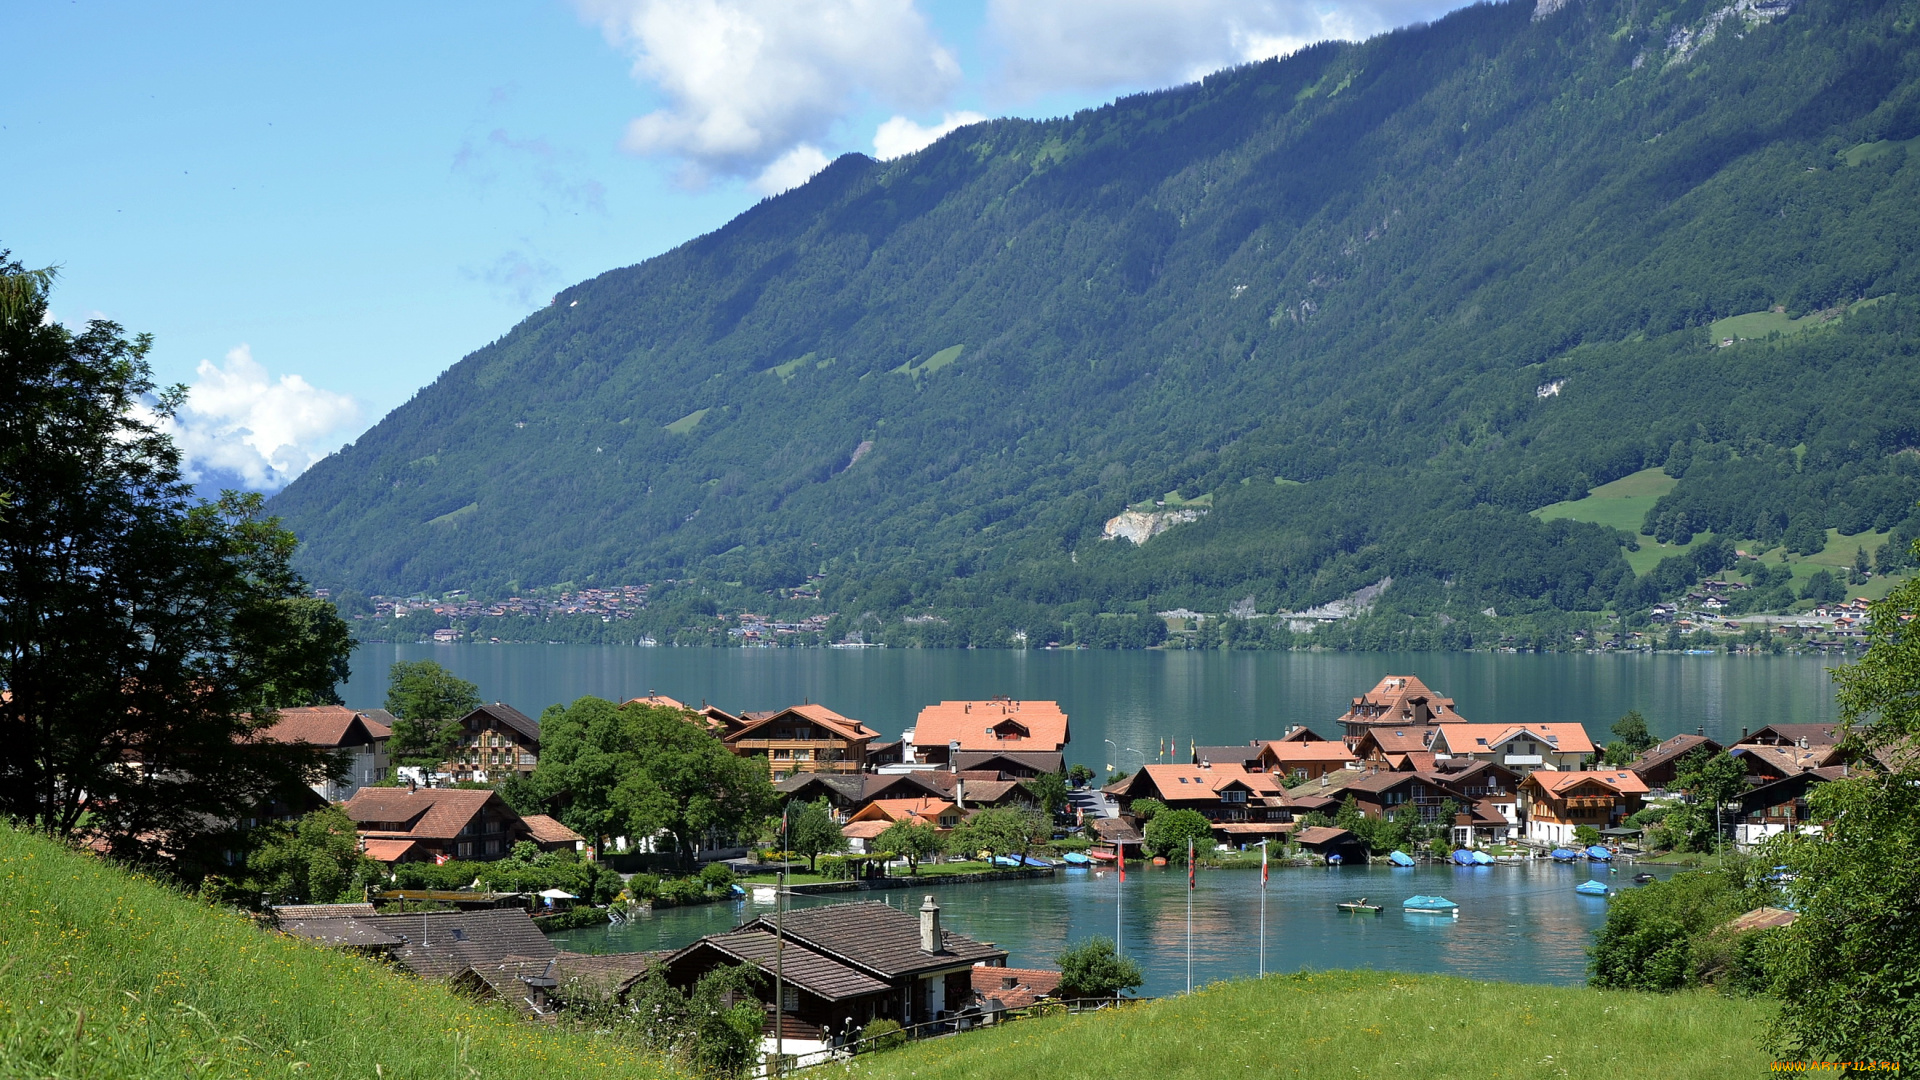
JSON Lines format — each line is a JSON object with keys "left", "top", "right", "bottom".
{"left": 4, "top": 0, "right": 1465, "bottom": 493}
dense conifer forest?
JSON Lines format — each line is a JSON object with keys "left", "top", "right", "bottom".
{"left": 273, "top": 0, "right": 1920, "bottom": 647}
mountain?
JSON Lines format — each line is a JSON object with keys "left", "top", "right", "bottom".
{"left": 272, "top": 0, "right": 1920, "bottom": 647}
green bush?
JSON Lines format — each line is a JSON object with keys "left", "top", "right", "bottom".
{"left": 817, "top": 854, "right": 855, "bottom": 880}
{"left": 1573, "top": 825, "right": 1602, "bottom": 846}
{"left": 654, "top": 876, "right": 709, "bottom": 906}
{"left": 626, "top": 873, "right": 660, "bottom": 901}
{"left": 1588, "top": 863, "right": 1759, "bottom": 991}
{"left": 859, "top": 1018, "right": 907, "bottom": 1053}
{"left": 699, "top": 862, "right": 737, "bottom": 890}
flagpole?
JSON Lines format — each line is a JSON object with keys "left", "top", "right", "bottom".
{"left": 1258, "top": 839, "right": 1269, "bottom": 978}
{"left": 1175, "top": 834, "right": 1190, "bottom": 991}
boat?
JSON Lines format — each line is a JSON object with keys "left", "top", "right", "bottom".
{"left": 1576, "top": 879, "right": 1611, "bottom": 896}
{"left": 1633, "top": 872, "right": 1655, "bottom": 884}
{"left": 1551, "top": 848, "right": 1580, "bottom": 862}
{"left": 1063, "top": 851, "right": 1093, "bottom": 866}
{"left": 1586, "top": 845, "right": 1614, "bottom": 862}
{"left": 1450, "top": 849, "right": 1475, "bottom": 866}
{"left": 992, "top": 854, "right": 1054, "bottom": 868}
{"left": 1338, "top": 898, "right": 1384, "bottom": 913}
{"left": 1326, "top": 853, "right": 1343, "bottom": 866}
{"left": 1086, "top": 847, "right": 1117, "bottom": 863}
{"left": 1471, "top": 851, "right": 1494, "bottom": 866}
{"left": 1388, "top": 850, "right": 1416, "bottom": 867}
{"left": 1403, "top": 894, "right": 1459, "bottom": 915}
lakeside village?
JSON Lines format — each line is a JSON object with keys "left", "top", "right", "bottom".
{"left": 256, "top": 674, "right": 1859, "bottom": 1069}
{"left": 328, "top": 574, "right": 1886, "bottom": 653}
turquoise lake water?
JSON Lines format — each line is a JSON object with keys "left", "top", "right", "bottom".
{"left": 545, "top": 860, "right": 1672, "bottom": 995}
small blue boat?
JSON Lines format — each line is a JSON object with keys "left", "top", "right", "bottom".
{"left": 1576, "top": 879, "right": 1611, "bottom": 896}
{"left": 1471, "top": 850, "right": 1494, "bottom": 865}
{"left": 1403, "top": 894, "right": 1459, "bottom": 915}
{"left": 1062, "top": 851, "right": 1092, "bottom": 866}
{"left": 1327, "top": 853, "right": 1343, "bottom": 865}
{"left": 1551, "top": 848, "right": 1580, "bottom": 862}
{"left": 1451, "top": 849, "right": 1475, "bottom": 866}
{"left": 1388, "top": 850, "right": 1416, "bottom": 867}
{"left": 1586, "top": 845, "right": 1614, "bottom": 862}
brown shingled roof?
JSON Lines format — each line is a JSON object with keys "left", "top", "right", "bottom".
{"left": 343, "top": 787, "right": 517, "bottom": 844}
{"left": 682, "top": 930, "right": 890, "bottom": 1001}
{"left": 252, "top": 706, "right": 383, "bottom": 748}
{"left": 522, "top": 814, "right": 584, "bottom": 845}
{"left": 738, "top": 900, "right": 1006, "bottom": 978}
{"left": 365, "top": 909, "right": 556, "bottom": 980}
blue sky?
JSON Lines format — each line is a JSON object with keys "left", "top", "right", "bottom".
{"left": 5, "top": 0, "right": 1463, "bottom": 491}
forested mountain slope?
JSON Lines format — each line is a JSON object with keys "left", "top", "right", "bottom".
{"left": 273, "top": 0, "right": 1920, "bottom": 643}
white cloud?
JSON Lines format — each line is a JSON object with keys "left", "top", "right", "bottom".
{"left": 985, "top": 0, "right": 1456, "bottom": 100}
{"left": 156, "top": 345, "right": 360, "bottom": 493}
{"left": 873, "top": 110, "right": 987, "bottom": 160}
{"left": 576, "top": 0, "right": 961, "bottom": 183}
{"left": 752, "top": 143, "right": 833, "bottom": 195}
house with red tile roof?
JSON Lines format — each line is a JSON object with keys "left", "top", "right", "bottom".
{"left": 1253, "top": 739, "right": 1360, "bottom": 781}
{"left": 1517, "top": 770, "right": 1648, "bottom": 847}
{"left": 342, "top": 786, "right": 536, "bottom": 863}
{"left": 724, "top": 703, "right": 882, "bottom": 780}
{"left": 250, "top": 705, "right": 392, "bottom": 801}
{"left": 973, "top": 965, "right": 1063, "bottom": 1012}
{"left": 1333, "top": 675, "right": 1466, "bottom": 739}
{"left": 908, "top": 699, "right": 1069, "bottom": 766}
{"left": 444, "top": 704, "right": 542, "bottom": 783}
{"left": 1106, "top": 763, "right": 1293, "bottom": 846}
{"left": 1428, "top": 723, "right": 1595, "bottom": 774}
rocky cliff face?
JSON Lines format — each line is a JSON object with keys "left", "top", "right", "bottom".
{"left": 1102, "top": 508, "right": 1206, "bottom": 545}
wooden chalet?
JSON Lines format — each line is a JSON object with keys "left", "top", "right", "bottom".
{"left": 342, "top": 786, "right": 536, "bottom": 863}
{"left": 1427, "top": 723, "right": 1595, "bottom": 775}
{"left": 1742, "top": 723, "right": 1842, "bottom": 748}
{"left": 1254, "top": 739, "right": 1361, "bottom": 781}
{"left": 1290, "top": 825, "right": 1366, "bottom": 863}
{"left": 663, "top": 898, "right": 1007, "bottom": 1053}
{"left": 1729, "top": 741, "right": 1843, "bottom": 781}
{"left": 521, "top": 813, "right": 586, "bottom": 853}
{"left": 1191, "top": 743, "right": 1264, "bottom": 770}
{"left": 908, "top": 699, "right": 1069, "bottom": 766}
{"left": 1107, "top": 763, "right": 1293, "bottom": 845}
{"left": 1349, "top": 727, "right": 1438, "bottom": 771}
{"left": 950, "top": 749, "right": 1064, "bottom": 778}
{"left": 1334, "top": 675, "right": 1465, "bottom": 740}
{"left": 1517, "top": 770, "right": 1648, "bottom": 847}
{"left": 446, "top": 703, "right": 541, "bottom": 783}
{"left": 1731, "top": 765, "right": 1848, "bottom": 847}
{"left": 725, "top": 703, "right": 882, "bottom": 780}
{"left": 1629, "top": 734, "right": 1723, "bottom": 788}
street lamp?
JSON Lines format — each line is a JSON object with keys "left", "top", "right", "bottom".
{"left": 1123, "top": 747, "right": 1148, "bottom": 769}
{"left": 1103, "top": 739, "right": 1119, "bottom": 773}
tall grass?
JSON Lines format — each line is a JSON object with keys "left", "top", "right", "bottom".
{"left": 0, "top": 825, "right": 679, "bottom": 1079}
{"left": 830, "top": 970, "right": 1775, "bottom": 1080}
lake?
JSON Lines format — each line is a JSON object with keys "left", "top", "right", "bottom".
{"left": 545, "top": 860, "right": 1673, "bottom": 994}
{"left": 340, "top": 644, "right": 1846, "bottom": 763}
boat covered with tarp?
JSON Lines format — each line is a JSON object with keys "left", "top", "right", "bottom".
{"left": 1062, "top": 851, "right": 1092, "bottom": 865}
{"left": 1576, "top": 879, "right": 1611, "bottom": 896}
{"left": 1451, "top": 849, "right": 1475, "bottom": 866}
{"left": 1551, "top": 848, "right": 1580, "bottom": 862}
{"left": 1471, "top": 850, "right": 1494, "bottom": 865}
{"left": 1388, "top": 850, "right": 1416, "bottom": 867}
{"left": 1404, "top": 894, "right": 1459, "bottom": 915}
{"left": 1586, "top": 845, "right": 1614, "bottom": 861}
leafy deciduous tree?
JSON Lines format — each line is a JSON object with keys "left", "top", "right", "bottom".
{"left": 1142, "top": 808, "right": 1214, "bottom": 860}
{"left": 873, "top": 819, "right": 939, "bottom": 874}
{"left": 787, "top": 797, "right": 845, "bottom": 873}
{"left": 1056, "top": 936, "right": 1143, "bottom": 1000}
{"left": 384, "top": 659, "right": 482, "bottom": 767}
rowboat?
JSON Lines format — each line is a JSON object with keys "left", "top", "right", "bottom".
{"left": 1338, "top": 898, "right": 1384, "bottom": 914}
{"left": 1633, "top": 872, "right": 1655, "bottom": 884}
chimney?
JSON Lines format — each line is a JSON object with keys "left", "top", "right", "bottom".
{"left": 919, "top": 895, "right": 942, "bottom": 953}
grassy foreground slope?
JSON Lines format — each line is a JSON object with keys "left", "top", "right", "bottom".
{"left": 833, "top": 971, "right": 1772, "bottom": 1080}
{"left": 0, "top": 826, "right": 673, "bottom": 1080}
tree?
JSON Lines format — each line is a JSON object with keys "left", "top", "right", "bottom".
{"left": 1766, "top": 552, "right": 1920, "bottom": 1062}
{"left": 1055, "top": 936, "right": 1143, "bottom": 1000}
{"left": 1143, "top": 808, "right": 1213, "bottom": 860}
{"left": 788, "top": 798, "right": 845, "bottom": 872}
{"left": 384, "top": 659, "right": 482, "bottom": 768}
{"left": 1588, "top": 863, "right": 1757, "bottom": 992}
{"left": 1024, "top": 770, "right": 1070, "bottom": 817}
{"left": 1800, "top": 569, "right": 1843, "bottom": 604}
{"left": 247, "top": 806, "right": 380, "bottom": 906}
{"left": 612, "top": 966, "right": 766, "bottom": 1079}
{"left": 1611, "top": 710, "right": 1655, "bottom": 753}
{"left": 1127, "top": 797, "right": 1165, "bottom": 822}
{"left": 0, "top": 262, "right": 351, "bottom": 866}
{"left": 945, "top": 808, "right": 1043, "bottom": 860}
{"left": 520, "top": 697, "right": 776, "bottom": 869}
{"left": 1673, "top": 748, "right": 1748, "bottom": 849}
{"left": 1067, "top": 763, "right": 1095, "bottom": 788}
{"left": 873, "top": 819, "right": 939, "bottom": 874}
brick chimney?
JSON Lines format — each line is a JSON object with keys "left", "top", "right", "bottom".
{"left": 919, "top": 895, "right": 942, "bottom": 953}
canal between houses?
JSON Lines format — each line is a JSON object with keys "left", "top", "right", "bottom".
{"left": 546, "top": 860, "right": 1673, "bottom": 995}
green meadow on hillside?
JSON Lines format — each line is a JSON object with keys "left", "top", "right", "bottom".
{"left": 831, "top": 970, "right": 1773, "bottom": 1080}
{"left": 0, "top": 826, "right": 673, "bottom": 1080}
